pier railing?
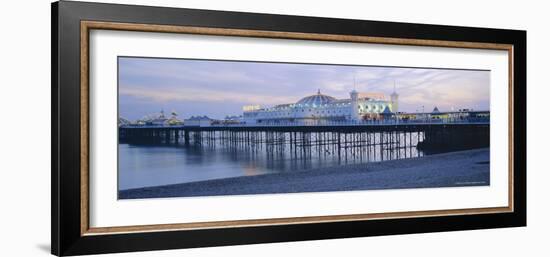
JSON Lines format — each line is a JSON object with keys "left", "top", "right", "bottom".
{"left": 121, "top": 118, "right": 489, "bottom": 129}
{"left": 214, "top": 118, "right": 489, "bottom": 128}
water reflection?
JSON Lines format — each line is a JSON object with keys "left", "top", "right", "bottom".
{"left": 119, "top": 131, "right": 425, "bottom": 190}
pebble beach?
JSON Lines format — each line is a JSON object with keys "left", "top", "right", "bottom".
{"left": 119, "top": 148, "right": 490, "bottom": 199}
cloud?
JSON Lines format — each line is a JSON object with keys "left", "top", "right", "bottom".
{"left": 118, "top": 57, "right": 490, "bottom": 120}
{"left": 119, "top": 84, "right": 299, "bottom": 106}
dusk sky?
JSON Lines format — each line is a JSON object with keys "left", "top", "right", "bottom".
{"left": 119, "top": 57, "right": 490, "bottom": 121}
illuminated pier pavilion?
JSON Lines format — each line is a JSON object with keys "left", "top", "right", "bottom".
{"left": 242, "top": 89, "right": 399, "bottom": 125}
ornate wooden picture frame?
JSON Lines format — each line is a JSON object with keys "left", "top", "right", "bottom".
{"left": 52, "top": 1, "right": 526, "bottom": 256}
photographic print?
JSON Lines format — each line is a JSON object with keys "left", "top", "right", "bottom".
{"left": 52, "top": 4, "right": 525, "bottom": 255}
{"left": 117, "top": 57, "right": 490, "bottom": 199}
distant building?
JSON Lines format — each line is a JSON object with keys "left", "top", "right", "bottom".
{"left": 166, "top": 111, "right": 183, "bottom": 125}
{"left": 118, "top": 117, "right": 131, "bottom": 127}
{"left": 243, "top": 88, "right": 397, "bottom": 124}
{"left": 221, "top": 115, "right": 244, "bottom": 125}
{"left": 136, "top": 109, "right": 183, "bottom": 126}
{"left": 149, "top": 109, "right": 168, "bottom": 125}
{"left": 184, "top": 116, "right": 213, "bottom": 127}
{"left": 430, "top": 107, "right": 446, "bottom": 120}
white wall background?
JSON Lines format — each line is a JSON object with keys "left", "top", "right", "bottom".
{"left": 0, "top": 0, "right": 547, "bottom": 256}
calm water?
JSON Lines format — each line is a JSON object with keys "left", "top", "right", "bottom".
{"left": 119, "top": 132, "right": 426, "bottom": 190}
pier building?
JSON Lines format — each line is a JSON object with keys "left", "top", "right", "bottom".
{"left": 242, "top": 89, "right": 398, "bottom": 125}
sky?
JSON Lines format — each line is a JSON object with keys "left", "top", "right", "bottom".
{"left": 119, "top": 57, "right": 490, "bottom": 121}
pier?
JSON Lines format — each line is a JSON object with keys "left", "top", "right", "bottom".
{"left": 119, "top": 121, "right": 490, "bottom": 158}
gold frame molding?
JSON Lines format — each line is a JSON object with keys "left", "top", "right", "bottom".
{"left": 80, "top": 20, "right": 514, "bottom": 236}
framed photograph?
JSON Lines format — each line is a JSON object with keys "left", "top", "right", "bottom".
{"left": 52, "top": 1, "right": 526, "bottom": 256}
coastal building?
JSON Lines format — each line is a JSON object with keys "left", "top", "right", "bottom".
{"left": 430, "top": 107, "right": 446, "bottom": 120}
{"left": 166, "top": 111, "right": 183, "bottom": 125}
{"left": 242, "top": 89, "right": 398, "bottom": 124}
{"left": 149, "top": 109, "right": 168, "bottom": 126}
{"left": 221, "top": 115, "right": 244, "bottom": 125}
{"left": 133, "top": 110, "right": 183, "bottom": 126}
{"left": 184, "top": 116, "right": 214, "bottom": 127}
{"left": 118, "top": 117, "right": 131, "bottom": 127}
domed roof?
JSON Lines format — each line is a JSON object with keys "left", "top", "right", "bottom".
{"left": 296, "top": 89, "right": 336, "bottom": 106}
